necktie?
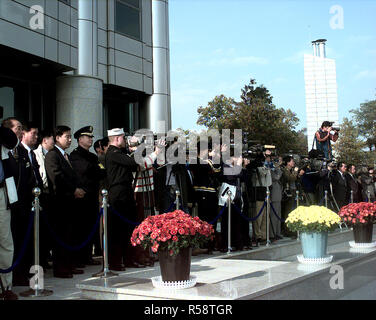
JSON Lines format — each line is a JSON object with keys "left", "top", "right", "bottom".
{"left": 30, "top": 150, "right": 40, "bottom": 185}
{"left": 64, "top": 153, "right": 72, "bottom": 167}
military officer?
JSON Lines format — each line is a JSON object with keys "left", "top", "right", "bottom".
{"left": 70, "top": 126, "right": 104, "bottom": 266}
{"left": 105, "top": 128, "right": 164, "bottom": 270}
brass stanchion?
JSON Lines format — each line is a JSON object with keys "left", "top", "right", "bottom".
{"left": 368, "top": 191, "right": 371, "bottom": 203}
{"left": 350, "top": 190, "right": 354, "bottom": 203}
{"left": 92, "top": 189, "right": 118, "bottom": 278}
{"left": 20, "top": 188, "right": 53, "bottom": 297}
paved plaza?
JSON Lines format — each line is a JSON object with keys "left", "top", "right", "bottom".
{"left": 10, "top": 226, "right": 376, "bottom": 300}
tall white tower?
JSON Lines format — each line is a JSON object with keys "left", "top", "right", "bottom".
{"left": 304, "top": 39, "right": 339, "bottom": 150}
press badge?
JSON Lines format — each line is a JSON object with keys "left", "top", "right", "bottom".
{"left": 6, "top": 177, "right": 18, "bottom": 204}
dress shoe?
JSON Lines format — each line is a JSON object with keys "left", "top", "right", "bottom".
{"left": 12, "top": 277, "right": 29, "bottom": 287}
{"left": 139, "top": 259, "right": 154, "bottom": 267}
{"left": 2, "top": 290, "right": 18, "bottom": 300}
{"left": 53, "top": 271, "right": 73, "bottom": 279}
{"left": 275, "top": 235, "right": 283, "bottom": 240}
{"left": 71, "top": 268, "right": 84, "bottom": 275}
{"left": 85, "top": 259, "right": 101, "bottom": 266}
{"left": 109, "top": 264, "right": 126, "bottom": 271}
{"left": 74, "top": 263, "right": 86, "bottom": 268}
{"left": 124, "top": 261, "right": 145, "bottom": 268}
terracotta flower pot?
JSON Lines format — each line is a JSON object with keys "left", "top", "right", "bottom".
{"left": 158, "top": 247, "right": 192, "bottom": 282}
{"left": 353, "top": 223, "right": 373, "bottom": 243}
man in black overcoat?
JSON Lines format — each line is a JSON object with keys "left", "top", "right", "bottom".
{"left": 70, "top": 126, "right": 103, "bottom": 266}
{"left": 345, "top": 164, "right": 361, "bottom": 203}
{"left": 330, "top": 162, "right": 348, "bottom": 211}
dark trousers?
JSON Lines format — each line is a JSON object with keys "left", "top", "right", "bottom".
{"left": 72, "top": 195, "right": 99, "bottom": 265}
{"left": 108, "top": 198, "right": 136, "bottom": 267}
{"left": 51, "top": 197, "right": 74, "bottom": 274}
{"left": 10, "top": 203, "right": 33, "bottom": 283}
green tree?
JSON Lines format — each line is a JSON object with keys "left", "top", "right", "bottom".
{"left": 332, "top": 117, "right": 368, "bottom": 164}
{"left": 196, "top": 79, "right": 307, "bottom": 154}
{"left": 197, "top": 95, "right": 236, "bottom": 130}
{"left": 350, "top": 98, "right": 376, "bottom": 151}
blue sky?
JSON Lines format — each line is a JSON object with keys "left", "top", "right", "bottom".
{"left": 169, "top": 0, "right": 376, "bottom": 132}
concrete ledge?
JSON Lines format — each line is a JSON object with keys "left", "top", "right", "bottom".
{"left": 77, "top": 227, "right": 376, "bottom": 300}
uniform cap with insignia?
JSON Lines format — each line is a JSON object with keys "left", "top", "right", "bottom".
{"left": 107, "top": 128, "right": 125, "bottom": 137}
{"left": 74, "top": 126, "right": 94, "bottom": 139}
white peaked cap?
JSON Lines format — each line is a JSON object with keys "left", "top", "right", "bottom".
{"left": 107, "top": 128, "right": 125, "bottom": 137}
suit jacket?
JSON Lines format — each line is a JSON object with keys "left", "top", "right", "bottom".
{"left": 345, "top": 173, "right": 360, "bottom": 203}
{"left": 45, "top": 146, "right": 79, "bottom": 201}
{"left": 330, "top": 170, "right": 348, "bottom": 209}
{"left": 2, "top": 144, "right": 41, "bottom": 207}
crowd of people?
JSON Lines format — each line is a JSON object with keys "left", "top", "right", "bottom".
{"left": 0, "top": 118, "right": 375, "bottom": 300}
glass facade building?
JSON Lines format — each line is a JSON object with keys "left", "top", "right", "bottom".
{"left": 0, "top": 0, "right": 171, "bottom": 150}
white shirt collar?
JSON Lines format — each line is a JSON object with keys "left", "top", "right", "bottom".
{"left": 55, "top": 145, "right": 66, "bottom": 156}
{"left": 21, "top": 142, "right": 32, "bottom": 153}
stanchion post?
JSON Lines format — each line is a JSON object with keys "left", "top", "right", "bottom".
{"left": 20, "top": 188, "right": 53, "bottom": 298}
{"left": 295, "top": 190, "right": 300, "bottom": 241}
{"left": 227, "top": 190, "right": 232, "bottom": 254}
{"left": 368, "top": 191, "right": 371, "bottom": 203}
{"left": 266, "top": 190, "right": 271, "bottom": 247}
{"left": 350, "top": 190, "right": 354, "bottom": 204}
{"left": 325, "top": 190, "right": 328, "bottom": 208}
{"left": 93, "top": 189, "right": 118, "bottom": 278}
{"left": 176, "top": 190, "right": 180, "bottom": 210}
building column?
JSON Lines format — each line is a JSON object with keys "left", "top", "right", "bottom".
{"left": 56, "top": 75, "right": 103, "bottom": 152}
{"left": 146, "top": 0, "right": 171, "bottom": 133}
{"left": 77, "top": 0, "right": 98, "bottom": 76}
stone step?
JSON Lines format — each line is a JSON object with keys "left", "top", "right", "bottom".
{"left": 77, "top": 226, "right": 376, "bottom": 300}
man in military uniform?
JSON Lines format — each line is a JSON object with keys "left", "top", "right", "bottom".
{"left": 70, "top": 126, "right": 104, "bottom": 266}
{"left": 105, "top": 128, "right": 164, "bottom": 270}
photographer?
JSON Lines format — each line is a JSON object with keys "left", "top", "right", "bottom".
{"left": 268, "top": 155, "right": 283, "bottom": 241}
{"left": 250, "top": 150, "right": 272, "bottom": 244}
{"left": 314, "top": 121, "right": 339, "bottom": 161}
{"left": 316, "top": 161, "right": 336, "bottom": 209}
{"left": 281, "top": 155, "right": 304, "bottom": 237}
{"left": 358, "top": 166, "right": 375, "bottom": 202}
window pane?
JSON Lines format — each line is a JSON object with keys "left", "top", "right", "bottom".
{"left": 119, "top": 0, "right": 139, "bottom": 9}
{"left": 115, "top": 1, "right": 140, "bottom": 40}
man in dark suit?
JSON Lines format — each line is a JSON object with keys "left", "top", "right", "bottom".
{"left": 330, "top": 162, "right": 348, "bottom": 211}
{"left": 45, "top": 126, "right": 86, "bottom": 278}
{"left": 70, "top": 126, "right": 103, "bottom": 267}
{"left": 1, "top": 120, "right": 42, "bottom": 286}
{"left": 346, "top": 164, "right": 360, "bottom": 203}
